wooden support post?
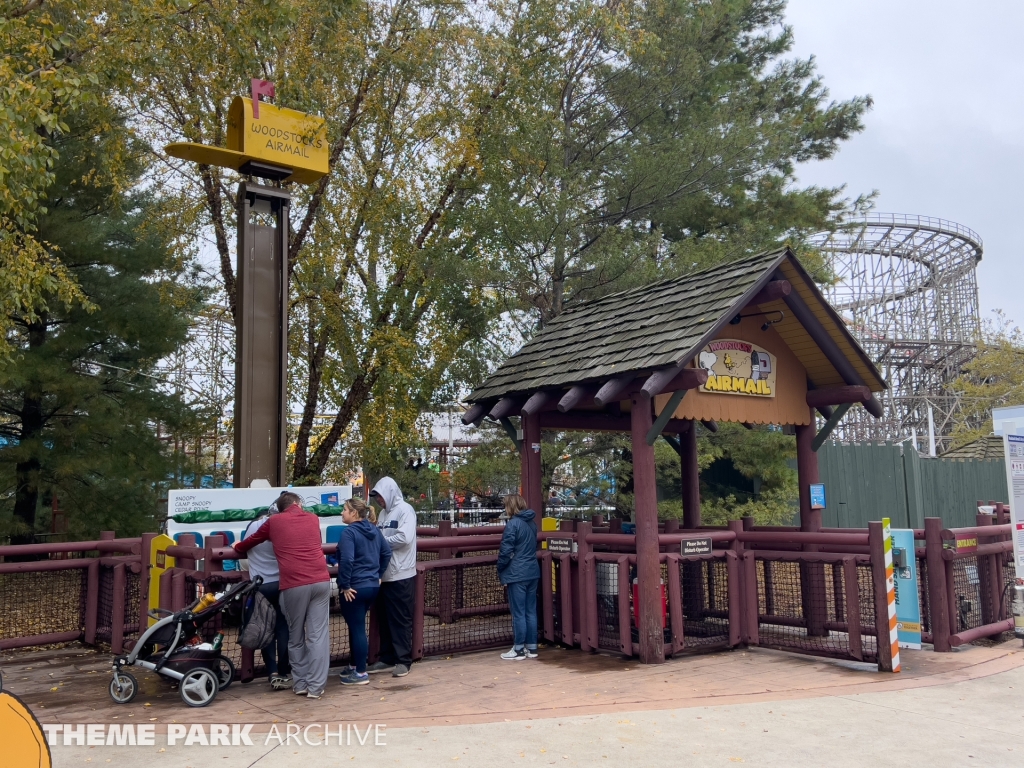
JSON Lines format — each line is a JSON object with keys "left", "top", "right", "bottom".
{"left": 630, "top": 391, "right": 664, "bottom": 664}
{"left": 412, "top": 570, "right": 426, "bottom": 661}
{"left": 439, "top": 519, "right": 454, "bottom": 625}
{"left": 811, "top": 402, "right": 851, "bottom": 452}
{"left": 111, "top": 563, "right": 126, "bottom": 655}
{"left": 541, "top": 551, "right": 554, "bottom": 642}
{"left": 84, "top": 559, "right": 99, "bottom": 645}
{"left": 139, "top": 532, "right": 155, "bottom": 640}
{"left": 924, "top": 517, "right": 951, "bottom": 651}
{"left": 728, "top": 519, "right": 745, "bottom": 645}
{"left": 521, "top": 411, "right": 544, "bottom": 515}
{"left": 796, "top": 409, "right": 827, "bottom": 637}
{"left": 680, "top": 421, "right": 700, "bottom": 529}
{"left": 577, "top": 522, "right": 593, "bottom": 652}
{"left": 843, "top": 557, "right": 863, "bottom": 661}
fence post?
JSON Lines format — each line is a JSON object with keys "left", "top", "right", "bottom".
{"left": 843, "top": 557, "right": 863, "bottom": 661}
{"left": 111, "top": 563, "right": 126, "bottom": 654}
{"left": 617, "top": 556, "right": 632, "bottom": 657}
{"left": 727, "top": 520, "right": 745, "bottom": 643}
{"left": 176, "top": 533, "right": 196, "bottom": 572}
{"left": 982, "top": 515, "right": 1005, "bottom": 620}
{"left": 540, "top": 551, "right": 554, "bottom": 642}
{"left": 204, "top": 534, "right": 225, "bottom": 576}
{"left": 139, "top": 533, "right": 155, "bottom": 635}
{"left": 559, "top": 553, "right": 574, "bottom": 646}
{"left": 438, "top": 520, "right": 454, "bottom": 625}
{"left": 868, "top": 522, "right": 894, "bottom": 672}
{"left": 84, "top": 559, "right": 100, "bottom": 645}
{"left": 666, "top": 554, "right": 684, "bottom": 653}
{"left": 742, "top": 551, "right": 760, "bottom": 645}
{"left": 577, "top": 522, "right": 593, "bottom": 652}
{"left": 924, "top": 518, "right": 951, "bottom": 651}
{"left": 170, "top": 569, "right": 186, "bottom": 611}
{"left": 412, "top": 569, "right": 426, "bottom": 660}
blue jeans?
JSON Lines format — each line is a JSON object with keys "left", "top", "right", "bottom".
{"left": 339, "top": 583, "right": 379, "bottom": 673}
{"left": 507, "top": 579, "right": 538, "bottom": 651}
{"left": 245, "top": 581, "right": 290, "bottom": 678}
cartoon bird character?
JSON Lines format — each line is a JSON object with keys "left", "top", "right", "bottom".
{"left": 0, "top": 671, "right": 52, "bottom": 768}
{"left": 723, "top": 352, "right": 737, "bottom": 371}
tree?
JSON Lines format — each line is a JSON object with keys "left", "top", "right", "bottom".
{"left": 0, "top": 107, "right": 201, "bottom": 540}
{"left": 476, "top": 0, "right": 870, "bottom": 330}
{"left": 949, "top": 312, "right": 1024, "bottom": 448}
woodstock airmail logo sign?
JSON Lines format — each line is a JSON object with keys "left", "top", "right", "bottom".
{"left": 697, "top": 339, "right": 777, "bottom": 398}
{"left": 165, "top": 81, "right": 328, "bottom": 184}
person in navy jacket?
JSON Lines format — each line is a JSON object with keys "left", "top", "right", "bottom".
{"left": 497, "top": 494, "right": 541, "bottom": 660}
{"left": 336, "top": 497, "right": 392, "bottom": 685}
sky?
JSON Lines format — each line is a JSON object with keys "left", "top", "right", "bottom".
{"left": 785, "top": 0, "right": 1024, "bottom": 328}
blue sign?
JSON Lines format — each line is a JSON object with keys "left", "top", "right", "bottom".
{"left": 890, "top": 528, "right": 922, "bottom": 649}
{"left": 809, "top": 483, "right": 826, "bottom": 510}
{"left": 321, "top": 492, "right": 340, "bottom": 506}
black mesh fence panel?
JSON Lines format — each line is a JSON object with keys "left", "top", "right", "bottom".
{"left": 0, "top": 569, "right": 88, "bottom": 642}
{"left": 421, "top": 560, "right": 512, "bottom": 655}
{"left": 916, "top": 556, "right": 931, "bottom": 637}
{"left": 679, "top": 557, "right": 730, "bottom": 649}
{"left": 756, "top": 556, "right": 877, "bottom": 662}
{"left": 949, "top": 557, "right": 986, "bottom": 634}
{"left": 595, "top": 561, "right": 621, "bottom": 652}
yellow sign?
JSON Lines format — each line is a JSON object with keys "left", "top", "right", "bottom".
{"left": 697, "top": 339, "right": 777, "bottom": 398}
{"left": 148, "top": 534, "right": 176, "bottom": 626}
{"left": 165, "top": 97, "right": 328, "bottom": 184}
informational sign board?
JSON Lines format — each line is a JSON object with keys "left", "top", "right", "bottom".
{"left": 889, "top": 528, "right": 922, "bottom": 649}
{"left": 547, "top": 537, "right": 576, "bottom": 554}
{"left": 809, "top": 483, "right": 826, "bottom": 510}
{"left": 943, "top": 533, "right": 979, "bottom": 555}
{"left": 681, "top": 537, "right": 712, "bottom": 556}
{"left": 697, "top": 339, "right": 777, "bottom": 398}
{"left": 994, "top": 406, "right": 1024, "bottom": 580}
{"left": 1006, "top": 435, "right": 1024, "bottom": 578}
{"left": 167, "top": 486, "right": 349, "bottom": 518}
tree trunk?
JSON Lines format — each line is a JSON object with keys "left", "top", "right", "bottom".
{"left": 12, "top": 317, "right": 47, "bottom": 543}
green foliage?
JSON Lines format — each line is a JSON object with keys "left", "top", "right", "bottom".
{"left": 950, "top": 312, "right": 1024, "bottom": 448}
{"left": 0, "top": 107, "right": 202, "bottom": 539}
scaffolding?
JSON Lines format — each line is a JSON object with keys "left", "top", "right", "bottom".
{"left": 810, "top": 214, "right": 983, "bottom": 454}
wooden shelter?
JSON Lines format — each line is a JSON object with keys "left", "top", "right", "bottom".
{"left": 463, "top": 247, "right": 887, "bottom": 663}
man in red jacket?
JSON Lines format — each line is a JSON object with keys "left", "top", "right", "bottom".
{"left": 234, "top": 492, "right": 331, "bottom": 698}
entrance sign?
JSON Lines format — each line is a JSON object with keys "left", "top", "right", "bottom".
{"left": 889, "top": 528, "right": 922, "bottom": 649}
{"left": 697, "top": 339, "right": 777, "bottom": 398}
{"left": 166, "top": 97, "right": 328, "bottom": 184}
{"left": 680, "top": 537, "right": 712, "bottom": 556}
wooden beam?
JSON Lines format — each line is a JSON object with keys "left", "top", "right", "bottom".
{"left": 461, "top": 402, "right": 488, "bottom": 426}
{"left": 521, "top": 390, "right": 555, "bottom": 416}
{"left": 498, "top": 416, "right": 522, "bottom": 451}
{"left": 630, "top": 392, "right": 665, "bottom": 664}
{"left": 817, "top": 404, "right": 834, "bottom": 420}
{"left": 662, "top": 434, "right": 683, "bottom": 456}
{"left": 782, "top": 288, "right": 884, "bottom": 418}
{"left": 806, "top": 385, "right": 872, "bottom": 409}
{"left": 538, "top": 411, "right": 693, "bottom": 434}
{"left": 745, "top": 279, "right": 791, "bottom": 307}
{"left": 489, "top": 396, "right": 524, "bottom": 420}
{"left": 558, "top": 384, "right": 594, "bottom": 413}
{"left": 812, "top": 402, "right": 851, "bottom": 452}
{"left": 640, "top": 367, "right": 708, "bottom": 398}
{"left": 593, "top": 374, "right": 636, "bottom": 408}
{"left": 700, "top": 419, "right": 719, "bottom": 433}
{"left": 646, "top": 389, "right": 688, "bottom": 445}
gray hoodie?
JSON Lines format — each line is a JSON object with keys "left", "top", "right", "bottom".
{"left": 373, "top": 477, "right": 418, "bottom": 582}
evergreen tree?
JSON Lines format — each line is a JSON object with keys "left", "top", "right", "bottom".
{"left": 0, "top": 109, "right": 201, "bottom": 541}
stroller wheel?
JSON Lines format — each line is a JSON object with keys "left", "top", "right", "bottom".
{"left": 109, "top": 671, "right": 138, "bottom": 704}
{"left": 215, "top": 656, "right": 235, "bottom": 691}
{"left": 179, "top": 668, "right": 218, "bottom": 708}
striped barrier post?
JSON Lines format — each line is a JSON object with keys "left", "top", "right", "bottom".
{"left": 882, "top": 517, "right": 901, "bottom": 672}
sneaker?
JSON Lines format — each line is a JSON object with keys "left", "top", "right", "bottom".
{"left": 366, "top": 661, "right": 395, "bottom": 674}
{"left": 340, "top": 671, "right": 369, "bottom": 686}
{"left": 293, "top": 686, "right": 308, "bottom": 695}
{"left": 337, "top": 665, "right": 354, "bottom": 676}
{"left": 270, "top": 674, "right": 292, "bottom": 690}
{"left": 392, "top": 663, "right": 410, "bottom": 678}
{"left": 501, "top": 647, "right": 527, "bottom": 661}
{"left": 524, "top": 648, "right": 539, "bottom": 659}
{"left": 306, "top": 689, "right": 324, "bottom": 699}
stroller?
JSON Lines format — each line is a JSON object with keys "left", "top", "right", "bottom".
{"left": 109, "top": 577, "right": 262, "bottom": 708}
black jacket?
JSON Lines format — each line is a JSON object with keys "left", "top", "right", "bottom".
{"left": 497, "top": 509, "right": 540, "bottom": 585}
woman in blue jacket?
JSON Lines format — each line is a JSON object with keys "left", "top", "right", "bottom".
{"left": 497, "top": 494, "right": 541, "bottom": 660}
{"left": 337, "top": 497, "right": 392, "bottom": 685}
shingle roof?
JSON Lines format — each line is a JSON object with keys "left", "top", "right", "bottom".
{"left": 469, "top": 249, "right": 789, "bottom": 402}
{"left": 941, "top": 435, "right": 1006, "bottom": 460}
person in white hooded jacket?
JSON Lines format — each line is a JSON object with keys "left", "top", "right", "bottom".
{"left": 365, "top": 476, "right": 417, "bottom": 677}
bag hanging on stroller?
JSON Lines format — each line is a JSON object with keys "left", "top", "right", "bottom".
{"left": 239, "top": 590, "right": 277, "bottom": 649}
